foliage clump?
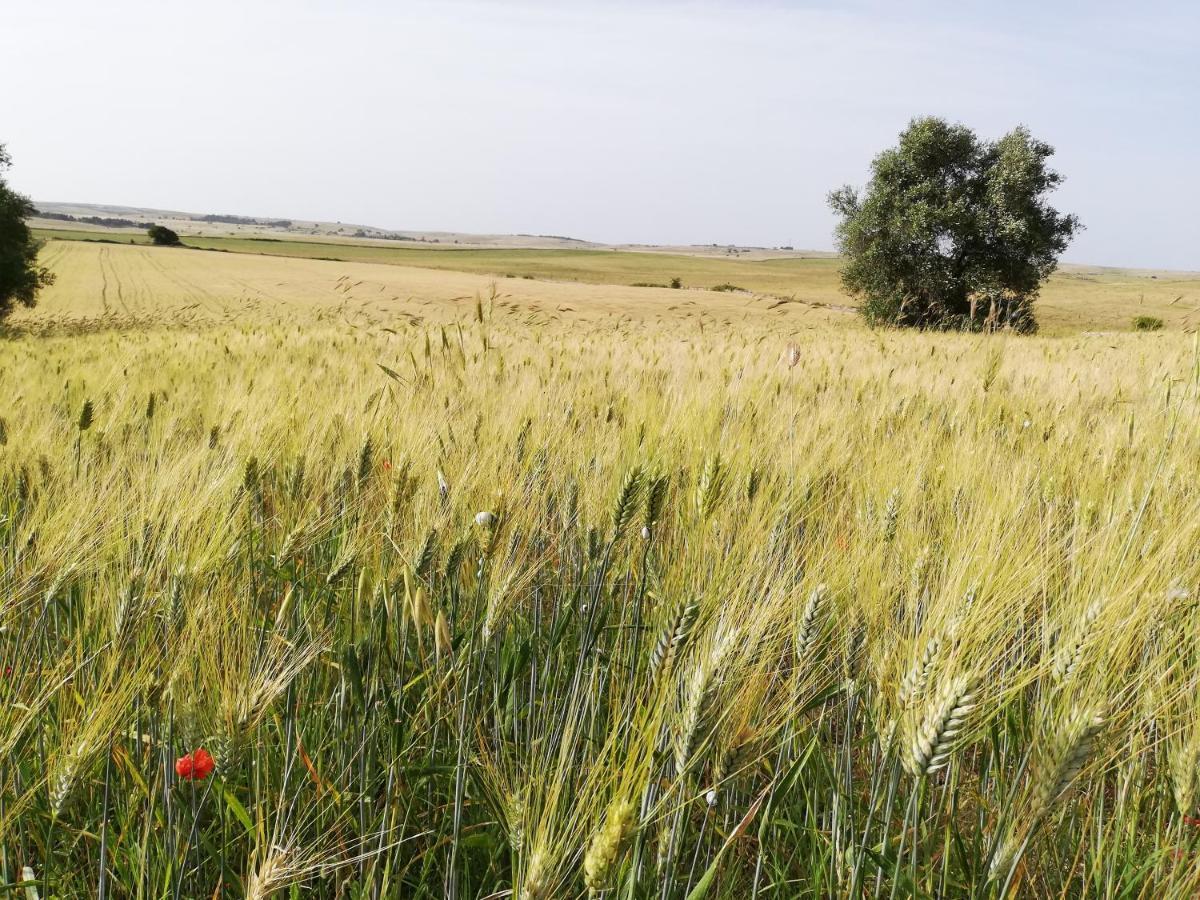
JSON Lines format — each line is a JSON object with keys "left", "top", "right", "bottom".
{"left": 0, "top": 144, "right": 55, "bottom": 321}
{"left": 1133, "top": 315, "right": 1164, "bottom": 332}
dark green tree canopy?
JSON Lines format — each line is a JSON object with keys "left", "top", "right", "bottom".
{"left": 147, "top": 224, "right": 181, "bottom": 246}
{"left": 829, "top": 117, "right": 1081, "bottom": 332}
{"left": 0, "top": 144, "right": 54, "bottom": 321}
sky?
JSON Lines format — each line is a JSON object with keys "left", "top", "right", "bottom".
{"left": 1, "top": 0, "right": 1197, "bottom": 269}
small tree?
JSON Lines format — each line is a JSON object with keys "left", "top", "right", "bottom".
{"left": 0, "top": 144, "right": 54, "bottom": 322}
{"left": 828, "top": 117, "right": 1081, "bottom": 332}
{"left": 147, "top": 224, "right": 181, "bottom": 246}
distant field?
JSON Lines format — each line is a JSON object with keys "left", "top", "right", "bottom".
{"left": 21, "top": 239, "right": 846, "bottom": 331}
{"left": 34, "top": 227, "right": 847, "bottom": 297}
{"left": 29, "top": 231, "right": 1200, "bottom": 333}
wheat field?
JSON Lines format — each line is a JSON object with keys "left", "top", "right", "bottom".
{"left": 2, "top": 240, "right": 1200, "bottom": 896}
{"left": 29, "top": 234, "right": 1200, "bottom": 333}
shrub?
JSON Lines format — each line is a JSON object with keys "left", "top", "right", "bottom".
{"left": 669, "top": 277, "right": 682, "bottom": 289}
{"left": 1133, "top": 316, "right": 1164, "bottom": 332}
{"left": 711, "top": 283, "right": 743, "bottom": 293}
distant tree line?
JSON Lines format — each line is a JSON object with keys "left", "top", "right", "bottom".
{"left": 35, "top": 210, "right": 152, "bottom": 229}
{"left": 198, "top": 214, "right": 292, "bottom": 228}
{"left": 38, "top": 210, "right": 297, "bottom": 230}
{"left": 377, "top": 234, "right": 440, "bottom": 243}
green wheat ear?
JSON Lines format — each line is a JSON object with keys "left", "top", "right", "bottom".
{"left": 903, "top": 675, "right": 975, "bottom": 777}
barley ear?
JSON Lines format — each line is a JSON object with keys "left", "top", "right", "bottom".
{"left": 903, "top": 675, "right": 974, "bottom": 777}
{"left": 583, "top": 798, "right": 636, "bottom": 892}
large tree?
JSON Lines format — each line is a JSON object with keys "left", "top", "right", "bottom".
{"left": 0, "top": 144, "right": 54, "bottom": 322}
{"left": 147, "top": 224, "right": 181, "bottom": 246}
{"left": 828, "top": 117, "right": 1081, "bottom": 333}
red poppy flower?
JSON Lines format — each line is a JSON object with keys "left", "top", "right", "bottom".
{"left": 176, "top": 748, "right": 215, "bottom": 781}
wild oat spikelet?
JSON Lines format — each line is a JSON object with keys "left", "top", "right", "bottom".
{"left": 583, "top": 798, "right": 636, "bottom": 891}
{"left": 904, "top": 675, "right": 974, "bottom": 777}
{"left": 408, "top": 583, "right": 431, "bottom": 633}
{"left": 434, "top": 609, "right": 453, "bottom": 661}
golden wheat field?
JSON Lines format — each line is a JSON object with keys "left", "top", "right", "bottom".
{"left": 24, "top": 236, "right": 1200, "bottom": 334}
{"left": 23, "top": 239, "right": 846, "bottom": 331}
{"left": 4, "top": 238, "right": 1200, "bottom": 897}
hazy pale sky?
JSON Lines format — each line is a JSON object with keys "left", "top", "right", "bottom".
{"left": 2, "top": 0, "right": 1197, "bottom": 268}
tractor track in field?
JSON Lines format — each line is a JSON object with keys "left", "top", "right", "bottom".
{"left": 141, "top": 248, "right": 214, "bottom": 311}
{"left": 97, "top": 247, "right": 131, "bottom": 315}
{"left": 98, "top": 247, "right": 111, "bottom": 314}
